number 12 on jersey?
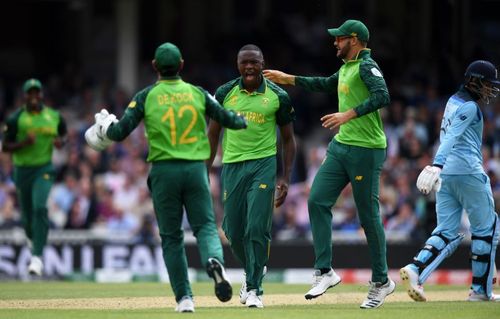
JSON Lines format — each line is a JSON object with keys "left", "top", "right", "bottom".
{"left": 161, "top": 104, "right": 198, "bottom": 146}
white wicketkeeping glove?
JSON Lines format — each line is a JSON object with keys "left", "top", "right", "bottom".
{"left": 416, "top": 165, "right": 442, "bottom": 195}
{"left": 84, "top": 109, "right": 118, "bottom": 151}
{"left": 95, "top": 109, "right": 118, "bottom": 137}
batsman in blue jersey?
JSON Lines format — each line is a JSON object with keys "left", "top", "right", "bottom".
{"left": 400, "top": 60, "right": 500, "bottom": 302}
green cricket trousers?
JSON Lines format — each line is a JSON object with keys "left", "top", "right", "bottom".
{"left": 147, "top": 160, "right": 224, "bottom": 301}
{"left": 308, "top": 139, "right": 388, "bottom": 283}
{"left": 221, "top": 155, "right": 276, "bottom": 295}
{"left": 13, "top": 164, "right": 54, "bottom": 257}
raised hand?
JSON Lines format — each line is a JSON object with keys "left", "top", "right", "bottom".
{"left": 263, "top": 70, "right": 295, "bottom": 85}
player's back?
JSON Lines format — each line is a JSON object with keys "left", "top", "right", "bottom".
{"left": 439, "top": 88, "right": 484, "bottom": 175}
{"left": 143, "top": 79, "right": 211, "bottom": 162}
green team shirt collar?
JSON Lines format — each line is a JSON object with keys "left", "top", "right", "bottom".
{"left": 342, "top": 48, "right": 371, "bottom": 64}
{"left": 238, "top": 76, "right": 267, "bottom": 95}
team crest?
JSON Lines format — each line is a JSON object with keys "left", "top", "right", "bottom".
{"left": 228, "top": 96, "right": 238, "bottom": 106}
{"left": 262, "top": 97, "right": 269, "bottom": 106}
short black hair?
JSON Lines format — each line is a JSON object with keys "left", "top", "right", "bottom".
{"left": 239, "top": 44, "right": 263, "bottom": 56}
{"left": 159, "top": 66, "right": 179, "bottom": 77}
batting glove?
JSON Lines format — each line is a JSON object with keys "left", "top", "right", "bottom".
{"left": 416, "top": 165, "right": 442, "bottom": 195}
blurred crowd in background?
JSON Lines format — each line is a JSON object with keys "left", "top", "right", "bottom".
{"left": 0, "top": 66, "right": 498, "bottom": 245}
{"left": 0, "top": 0, "right": 499, "bottom": 245}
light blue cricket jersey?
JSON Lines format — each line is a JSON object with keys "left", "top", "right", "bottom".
{"left": 433, "top": 87, "right": 484, "bottom": 175}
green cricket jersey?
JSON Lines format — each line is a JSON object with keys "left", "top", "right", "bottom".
{"left": 107, "top": 76, "right": 246, "bottom": 162}
{"left": 3, "top": 105, "right": 66, "bottom": 167}
{"left": 215, "top": 77, "right": 295, "bottom": 164}
{"left": 295, "top": 49, "right": 389, "bottom": 148}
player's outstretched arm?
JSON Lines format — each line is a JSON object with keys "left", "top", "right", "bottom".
{"left": 263, "top": 70, "right": 296, "bottom": 85}
{"left": 204, "top": 92, "right": 247, "bottom": 130}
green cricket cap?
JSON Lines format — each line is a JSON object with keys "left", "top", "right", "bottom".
{"left": 328, "top": 19, "right": 369, "bottom": 42}
{"left": 23, "top": 78, "right": 42, "bottom": 93}
{"left": 154, "top": 42, "right": 182, "bottom": 73}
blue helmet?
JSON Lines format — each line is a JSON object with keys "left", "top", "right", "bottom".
{"left": 464, "top": 60, "right": 500, "bottom": 103}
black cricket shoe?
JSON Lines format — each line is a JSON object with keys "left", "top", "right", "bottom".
{"left": 207, "top": 258, "right": 233, "bottom": 302}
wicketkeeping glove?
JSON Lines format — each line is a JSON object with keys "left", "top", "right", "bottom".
{"left": 84, "top": 109, "right": 118, "bottom": 151}
{"left": 416, "top": 165, "right": 442, "bottom": 195}
{"left": 95, "top": 109, "right": 118, "bottom": 137}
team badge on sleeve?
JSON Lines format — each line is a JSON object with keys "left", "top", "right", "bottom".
{"left": 371, "top": 68, "right": 383, "bottom": 77}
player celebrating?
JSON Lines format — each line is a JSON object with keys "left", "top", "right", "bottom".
{"left": 207, "top": 44, "right": 296, "bottom": 308}
{"left": 85, "top": 42, "right": 247, "bottom": 312}
{"left": 2, "top": 78, "right": 67, "bottom": 276}
{"left": 400, "top": 60, "right": 500, "bottom": 302}
{"left": 264, "top": 20, "right": 395, "bottom": 308}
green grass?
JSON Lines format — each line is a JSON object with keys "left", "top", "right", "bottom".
{"left": 0, "top": 282, "right": 499, "bottom": 319}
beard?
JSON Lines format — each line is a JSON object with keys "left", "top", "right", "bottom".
{"left": 336, "top": 42, "right": 351, "bottom": 59}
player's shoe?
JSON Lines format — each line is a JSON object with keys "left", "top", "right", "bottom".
{"left": 245, "top": 289, "right": 263, "bottom": 308}
{"left": 400, "top": 265, "right": 426, "bottom": 301}
{"left": 206, "top": 258, "right": 232, "bottom": 302}
{"left": 360, "top": 278, "right": 396, "bottom": 309}
{"left": 175, "top": 296, "right": 195, "bottom": 312}
{"left": 304, "top": 269, "right": 341, "bottom": 300}
{"left": 240, "top": 266, "right": 267, "bottom": 304}
{"left": 28, "top": 256, "right": 43, "bottom": 276}
{"left": 468, "top": 290, "right": 500, "bottom": 302}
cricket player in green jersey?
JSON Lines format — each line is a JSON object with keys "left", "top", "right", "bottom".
{"left": 2, "top": 78, "right": 67, "bottom": 276}
{"left": 264, "top": 20, "right": 395, "bottom": 308}
{"left": 207, "top": 44, "right": 296, "bottom": 308}
{"left": 85, "top": 42, "right": 247, "bottom": 313}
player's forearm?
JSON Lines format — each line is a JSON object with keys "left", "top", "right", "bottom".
{"left": 2, "top": 139, "right": 32, "bottom": 152}
{"left": 433, "top": 136, "right": 457, "bottom": 167}
{"left": 206, "top": 121, "right": 221, "bottom": 169}
{"left": 295, "top": 74, "right": 338, "bottom": 93}
{"left": 106, "top": 110, "right": 142, "bottom": 141}
{"left": 281, "top": 136, "right": 297, "bottom": 183}
{"left": 206, "top": 96, "right": 246, "bottom": 129}
{"left": 353, "top": 90, "right": 390, "bottom": 117}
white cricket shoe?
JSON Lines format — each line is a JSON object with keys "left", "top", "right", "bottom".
{"left": 304, "top": 269, "right": 341, "bottom": 300}
{"left": 245, "top": 289, "right": 263, "bottom": 308}
{"left": 240, "top": 266, "right": 267, "bottom": 304}
{"left": 468, "top": 290, "right": 500, "bottom": 302}
{"left": 175, "top": 296, "right": 195, "bottom": 312}
{"left": 28, "top": 256, "right": 43, "bottom": 276}
{"left": 360, "top": 278, "right": 396, "bottom": 309}
{"left": 400, "top": 265, "right": 426, "bottom": 301}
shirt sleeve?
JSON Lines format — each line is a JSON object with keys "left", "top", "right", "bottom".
{"left": 275, "top": 91, "right": 296, "bottom": 126}
{"left": 433, "top": 101, "right": 478, "bottom": 166}
{"left": 203, "top": 88, "right": 246, "bottom": 129}
{"left": 57, "top": 113, "right": 67, "bottom": 137}
{"left": 294, "top": 72, "right": 339, "bottom": 93}
{"left": 354, "top": 61, "right": 390, "bottom": 117}
{"left": 2, "top": 110, "right": 21, "bottom": 143}
{"left": 106, "top": 87, "right": 149, "bottom": 141}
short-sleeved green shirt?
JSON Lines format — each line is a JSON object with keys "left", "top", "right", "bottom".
{"left": 215, "top": 77, "right": 295, "bottom": 163}
{"left": 2, "top": 105, "right": 66, "bottom": 167}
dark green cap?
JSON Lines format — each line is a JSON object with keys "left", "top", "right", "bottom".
{"left": 328, "top": 20, "right": 369, "bottom": 42}
{"left": 154, "top": 42, "right": 182, "bottom": 73}
{"left": 23, "top": 78, "right": 42, "bottom": 92}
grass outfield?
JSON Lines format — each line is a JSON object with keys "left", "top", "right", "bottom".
{"left": 0, "top": 282, "right": 499, "bottom": 319}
